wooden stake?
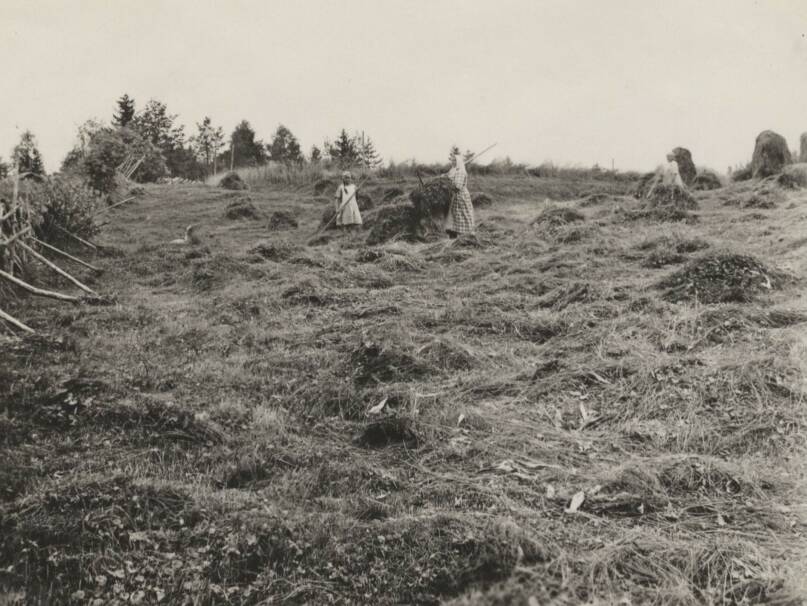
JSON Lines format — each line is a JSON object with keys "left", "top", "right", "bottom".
{"left": 0, "top": 225, "right": 32, "bottom": 248}
{"left": 0, "top": 268, "right": 80, "bottom": 302}
{"left": 0, "top": 307, "right": 35, "bottom": 334}
{"left": 17, "top": 241, "right": 98, "bottom": 295}
{"left": 31, "top": 237, "right": 101, "bottom": 272}
{"left": 1, "top": 204, "right": 20, "bottom": 222}
{"left": 55, "top": 225, "right": 97, "bottom": 250}
{"left": 95, "top": 196, "right": 135, "bottom": 216}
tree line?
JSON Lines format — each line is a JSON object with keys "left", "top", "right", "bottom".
{"left": 1, "top": 94, "right": 386, "bottom": 192}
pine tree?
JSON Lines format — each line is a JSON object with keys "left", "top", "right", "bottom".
{"left": 359, "top": 135, "right": 382, "bottom": 169}
{"left": 12, "top": 130, "right": 45, "bottom": 176}
{"left": 113, "top": 94, "right": 136, "bottom": 127}
{"left": 224, "top": 120, "right": 267, "bottom": 168}
{"left": 310, "top": 145, "right": 322, "bottom": 163}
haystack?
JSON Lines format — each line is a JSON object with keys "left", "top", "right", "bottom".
{"left": 267, "top": 210, "right": 298, "bottom": 230}
{"left": 472, "top": 193, "right": 493, "bottom": 208}
{"left": 356, "top": 191, "right": 374, "bottom": 211}
{"left": 219, "top": 172, "right": 247, "bottom": 191}
{"left": 313, "top": 178, "right": 334, "bottom": 196}
{"left": 224, "top": 198, "right": 258, "bottom": 220}
{"left": 692, "top": 171, "right": 722, "bottom": 191}
{"left": 801, "top": 133, "right": 807, "bottom": 163}
{"left": 364, "top": 177, "right": 454, "bottom": 245}
{"left": 751, "top": 130, "right": 791, "bottom": 178}
{"left": 382, "top": 187, "right": 404, "bottom": 202}
{"left": 645, "top": 184, "right": 698, "bottom": 210}
{"left": 670, "top": 147, "right": 696, "bottom": 186}
{"left": 777, "top": 163, "right": 807, "bottom": 189}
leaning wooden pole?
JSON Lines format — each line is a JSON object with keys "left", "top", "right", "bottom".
{"left": 95, "top": 196, "right": 135, "bottom": 216}
{"left": 0, "top": 307, "right": 35, "bottom": 334}
{"left": 31, "top": 237, "right": 101, "bottom": 273}
{"left": 17, "top": 241, "right": 98, "bottom": 295}
{"left": 54, "top": 225, "right": 97, "bottom": 250}
{"left": 0, "top": 268, "right": 80, "bottom": 303}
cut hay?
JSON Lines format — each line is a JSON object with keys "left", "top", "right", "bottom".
{"left": 657, "top": 253, "right": 789, "bottom": 303}
{"left": 224, "top": 197, "right": 259, "bottom": 220}
{"left": 351, "top": 340, "right": 431, "bottom": 387}
{"left": 692, "top": 171, "right": 722, "bottom": 191}
{"left": 356, "top": 191, "right": 374, "bottom": 211}
{"left": 777, "top": 163, "right": 807, "bottom": 189}
{"left": 364, "top": 203, "right": 423, "bottom": 246}
{"left": 531, "top": 206, "right": 585, "bottom": 229}
{"left": 313, "top": 178, "right": 334, "bottom": 196}
{"left": 248, "top": 240, "right": 301, "bottom": 262}
{"left": 353, "top": 416, "right": 420, "bottom": 449}
{"left": 645, "top": 184, "right": 698, "bottom": 210}
{"left": 382, "top": 187, "right": 404, "bottom": 202}
{"left": 267, "top": 210, "right": 298, "bottom": 230}
{"left": 219, "top": 172, "right": 248, "bottom": 190}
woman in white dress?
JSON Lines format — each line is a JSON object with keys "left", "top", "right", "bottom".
{"left": 444, "top": 155, "right": 475, "bottom": 238}
{"left": 334, "top": 171, "right": 363, "bottom": 229}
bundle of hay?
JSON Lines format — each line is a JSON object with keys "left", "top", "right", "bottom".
{"left": 670, "top": 147, "right": 697, "bottom": 186}
{"left": 777, "top": 163, "right": 807, "bottom": 189}
{"left": 382, "top": 187, "right": 404, "bottom": 202}
{"left": 313, "top": 178, "right": 334, "bottom": 196}
{"left": 692, "top": 171, "right": 722, "bottom": 191}
{"left": 364, "top": 178, "right": 454, "bottom": 245}
{"left": 224, "top": 197, "right": 259, "bottom": 220}
{"left": 219, "top": 172, "right": 247, "bottom": 191}
{"left": 472, "top": 193, "right": 493, "bottom": 208}
{"left": 751, "top": 130, "right": 791, "bottom": 178}
{"left": 267, "top": 210, "right": 298, "bottom": 230}
{"left": 657, "top": 253, "right": 788, "bottom": 303}
{"left": 645, "top": 184, "right": 698, "bottom": 210}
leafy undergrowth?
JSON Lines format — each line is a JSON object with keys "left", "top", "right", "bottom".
{"left": 1, "top": 176, "right": 805, "bottom": 604}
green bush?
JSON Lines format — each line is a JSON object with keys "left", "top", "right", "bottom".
{"left": 82, "top": 127, "right": 165, "bottom": 193}
{"left": 32, "top": 177, "right": 101, "bottom": 243}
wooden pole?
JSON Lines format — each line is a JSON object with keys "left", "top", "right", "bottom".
{"left": 95, "top": 196, "right": 135, "bottom": 216}
{"left": 0, "top": 268, "right": 80, "bottom": 302}
{"left": 0, "top": 205, "right": 20, "bottom": 223}
{"left": 17, "top": 241, "right": 98, "bottom": 295}
{"left": 31, "top": 237, "right": 101, "bottom": 273}
{"left": 0, "top": 226, "right": 32, "bottom": 249}
{"left": 0, "top": 307, "right": 34, "bottom": 334}
{"left": 55, "top": 225, "right": 97, "bottom": 250}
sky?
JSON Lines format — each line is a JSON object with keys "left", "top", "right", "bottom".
{"left": 1, "top": 0, "right": 806, "bottom": 173}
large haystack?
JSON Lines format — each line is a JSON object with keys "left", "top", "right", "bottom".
{"left": 800, "top": 132, "right": 807, "bottom": 163}
{"left": 364, "top": 203, "right": 421, "bottom": 246}
{"left": 670, "top": 147, "right": 696, "bottom": 186}
{"left": 751, "top": 130, "right": 791, "bottom": 178}
{"left": 692, "top": 171, "right": 722, "bottom": 191}
{"left": 219, "top": 172, "right": 247, "bottom": 191}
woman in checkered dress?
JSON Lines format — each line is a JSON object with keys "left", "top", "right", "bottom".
{"left": 444, "top": 155, "right": 475, "bottom": 238}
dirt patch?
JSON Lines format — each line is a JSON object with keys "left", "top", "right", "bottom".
{"left": 224, "top": 197, "right": 259, "bottom": 220}
{"left": 657, "top": 253, "right": 789, "bottom": 303}
{"left": 267, "top": 210, "right": 298, "bottom": 230}
{"left": 219, "top": 172, "right": 248, "bottom": 190}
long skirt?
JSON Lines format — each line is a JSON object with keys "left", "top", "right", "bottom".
{"left": 447, "top": 189, "right": 475, "bottom": 234}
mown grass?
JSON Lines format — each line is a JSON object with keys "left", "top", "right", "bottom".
{"left": 1, "top": 174, "right": 806, "bottom": 604}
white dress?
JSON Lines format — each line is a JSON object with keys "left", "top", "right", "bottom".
{"left": 334, "top": 184, "right": 362, "bottom": 226}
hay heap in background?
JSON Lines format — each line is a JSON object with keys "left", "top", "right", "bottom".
{"left": 219, "top": 172, "right": 248, "bottom": 191}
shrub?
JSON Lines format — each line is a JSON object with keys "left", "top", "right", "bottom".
{"left": 31, "top": 177, "right": 101, "bottom": 243}
{"left": 81, "top": 127, "right": 166, "bottom": 193}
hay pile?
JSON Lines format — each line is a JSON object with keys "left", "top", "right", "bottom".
{"left": 472, "top": 193, "right": 493, "bottom": 208}
{"left": 670, "top": 147, "right": 697, "bottom": 185}
{"left": 351, "top": 340, "right": 430, "bottom": 387}
{"left": 313, "top": 178, "right": 334, "bottom": 196}
{"left": 219, "top": 172, "right": 248, "bottom": 190}
{"left": 224, "top": 197, "right": 259, "bottom": 220}
{"left": 692, "top": 171, "right": 722, "bottom": 191}
{"left": 777, "top": 163, "right": 807, "bottom": 189}
{"left": 356, "top": 192, "right": 374, "bottom": 211}
{"left": 657, "top": 253, "right": 787, "bottom": 303}
{"left": 267, "top": 210, "right": 298, "bottom": 230}
{"left": 531, "top": 206, "right": 585, "bottom": 229}
{"left": 382, "top": 187, "right": 404, "bottom": 202}
{"left": 365, "top": 178, "right": 454, "bottom": 245}
{"left": 248, "top": 240, "right": 300, "bottom": 262}
{"left": 751, "top": 130, "right": 791, "bottom": 178}
{"left": 645, "top": 184, "right": 697, "bottom": 210}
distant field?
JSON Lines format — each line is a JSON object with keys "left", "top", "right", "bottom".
{"left": 2, "top": 173, "right": 806, "bottom": 604}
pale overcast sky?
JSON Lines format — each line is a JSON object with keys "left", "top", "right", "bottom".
{"left": 1, "top": 0, "right": 806, "bottom": 173}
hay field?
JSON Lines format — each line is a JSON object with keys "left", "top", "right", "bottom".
{"left": 2, "top": 173, "right": 806, "bottom": 605}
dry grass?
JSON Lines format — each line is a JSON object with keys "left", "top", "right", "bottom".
{"left": 1, "top": 175, "right": 805, "bottom": 604}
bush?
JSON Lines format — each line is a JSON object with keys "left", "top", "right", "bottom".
{"left": 29, "top": 177, "right": 101, "bottom": 244}
{"left": 81, "top": 127, "right": 166, "bottom": 193}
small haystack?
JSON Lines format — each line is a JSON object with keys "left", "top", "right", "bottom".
{"left": 657, "top": 253, "right": 787, "bottom": 303}
{"left": 472, "top": 193, "right": 493, "bottom": 208}
{"left": 356, "top": 191, "right": 374, "bottom": 211}
{"left": 692, "top": 171, "right": 722, "bottom": 191}
{"left": 645, "top": 184, "right": 698, "bottom": 210}
{"left": 219, "top": 172, "right": 248, "bottom": 191}
{"left": 751, "top": 130, "right": 791, "bottom": 178}
{"left": 531, "top": 206, "right": 585, "bottom": 229}
{"left": 313, "top": 178, "right": 334, "bottom": 196}
{"left": 224, "top": 197, "right": 259, "bottom": 220}
{"left": 267, "top": 210, "right": 298, "bottom": 230}
{"left": 777, "top": 163, "right": 807, "bottom": 189}
{"left": 670, "top": 147, "right": 697, "bottom": 186}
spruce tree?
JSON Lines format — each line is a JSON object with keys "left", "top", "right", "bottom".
{"left": 113, "top": 94, "right": 136, "bottom": 127}
{"left": 12, "top": 131, "right": 45, "bottom": 176}
{"left": 359, "top": 135, "right": 383, "bottom": 169}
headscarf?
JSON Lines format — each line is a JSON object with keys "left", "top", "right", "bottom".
{"left": 454, "top": 155, "right": 467, "bottom": 177}
{"left": 341, "top": 170, "right": 352, "bottom": 181}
